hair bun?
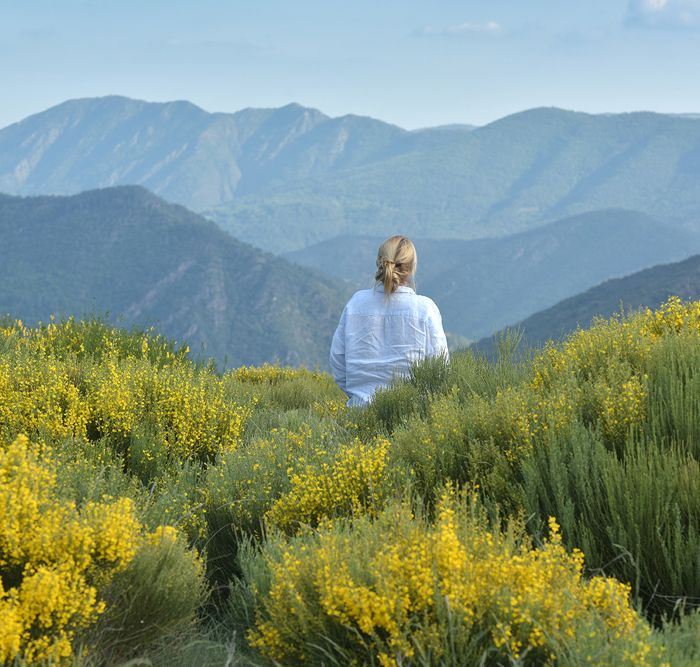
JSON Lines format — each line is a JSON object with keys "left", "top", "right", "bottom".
{"left": 374, "top": 235, "right": 417, "bottom": 295}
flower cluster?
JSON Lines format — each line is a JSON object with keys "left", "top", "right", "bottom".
{"left": 267, "top": 437, "right": 391, "bottom": 530}
{"left": 479, "top": 299, "right": 700, "bottom": 452}
{"left": 249, "top": 490, "right": 657, "bottom": 666}
{"left": 468, "top": 386, "right": 536, "bottom": 460}
{"left": 0, "top": 316, "right": 189, "bottom": 366}
{"left": 640, "top": 295, "right": 700, "bottom": 339}
{"left": 0, "top": 340, "right": 250, "bottom": 460}
{"left": 0, "top": 435, "right": 187, "bottom": 664}
{"left": 230, "top": 363, "right": 326, "bottom": 384}
{"left": 0, "top": 355, "right": 89, "bottom": 445}
{"left": 86, "top": 354, "right": 249, "bottom": 459}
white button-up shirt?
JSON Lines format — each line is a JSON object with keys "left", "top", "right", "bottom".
{"left": 330, "top": 284, "right": 449, "bottom": 406}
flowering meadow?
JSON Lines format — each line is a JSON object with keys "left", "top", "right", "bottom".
{"left": 1, "top": 301, "right": 700, "bottom": 665}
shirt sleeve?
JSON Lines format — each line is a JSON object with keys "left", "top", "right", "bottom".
{"left": 329, "top": 306, "right": 348, "bottom": 394}
{"left": 426, "top": 303, "right": 449, "bottom": 362}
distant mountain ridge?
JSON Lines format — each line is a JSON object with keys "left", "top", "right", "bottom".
{"left": 0, "top": 96, "right": 408, "bottom": 211}
{"left": 0, "top": 186, "right": 350, "bottom": 368}
{"left": 475, "top": 253, "right": 700, "bottom": 355}
{"left": 4, "top": 97, "right": 700, "bottom": 253}
{"left": 285, "top": 209, "right": 700, "bottom": 340}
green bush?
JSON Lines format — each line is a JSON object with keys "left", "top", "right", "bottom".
{"left": 656, "top": 609, "right": 700, "bottom": 666}
{"left": 522, "top": 421, "right": 700, "bottom": 615}
{"left": 391, "top": 390, "right": 520, "bottom": 512}
{"left": 643, "top": 333, "right": 700, "bottom": 459}
{"left": 90, "top": 531, "right": 207, "bottom": 664}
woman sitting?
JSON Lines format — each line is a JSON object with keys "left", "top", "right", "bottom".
{"left": 330, "top": 235, "right": 448, "bottom": 406}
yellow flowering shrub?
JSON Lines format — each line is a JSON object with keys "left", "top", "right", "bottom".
{"left": 85, "top": 355, "right": 250, "bottom": 459}
{"left": 85, "top": 354, "right": 140, "bottom": 439}
{"left": 0, "top": 355, "right": 89, "bottom": 445}
{"left": 206, "top": 425, "right": 317, "bottom": 532}
{"left": 529, "top": 335, "right": 648, "bottom": 441}
{"left": 0, "top": 316, "right": 189, "bottom": 366}
{"left": 640, "top": 295, "right": 700, "bottom": 339}
{"left": 230, "top": 363, "right": 326, "bottom": 384}
{"left": 0, "top": 435, "right": 194, "bottom": 665}
{"left": 0, "top": 578, "right": 22, "bottom": 663}
{"left": 503, "top": 299, "right": 700, "bottom": 450}
{"left": 267, "top": 437, "right": 391, "bottom": 530}
{"left": 594, "top": 373, "right": 647, "bottom": 443}
{"left": 205, "top": 425, "right": 394, "bottom": 548}
{"left": 0, "top": 319, "right": 248, "bottom": 460}
{"left": 248, "top": 490, "right": 659, "bottom": 666}
{"left": 0, "top": 343, "right": 250, "bottom": 462}
{"left": 466, "top": 386, "right": 535, "bottom": 460}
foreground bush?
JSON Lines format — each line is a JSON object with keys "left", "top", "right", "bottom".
{"left": 0, "top": 435, "right": 205, "bottom": 664}
{"left": 519, "top": 308, "right": 700, "bottom": 614}
{"left": 523, "top": 420, "right": 700, "bottom": 618}
{"left": 3, "top": 304, "right": 700, "bottom": 663}
{"left": 243, "top": 489, "right": 658, "bottom": 666}
{"left": 204, "top": 423, "right": 396, "bottom": 591}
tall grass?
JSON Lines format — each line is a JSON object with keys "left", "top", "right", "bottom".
{"left": 522, "top": 422, "right": 700, "bottom": 616}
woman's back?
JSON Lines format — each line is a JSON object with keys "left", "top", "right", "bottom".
{"left": 329, "top": 236, "right": 448, "bottom": 406}
{"left": 330, "top": 284, "right": 448, "bottom": 405}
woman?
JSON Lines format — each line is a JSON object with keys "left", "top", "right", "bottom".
{"left": 330, "top": 235, "right": 448, "bottom": 406}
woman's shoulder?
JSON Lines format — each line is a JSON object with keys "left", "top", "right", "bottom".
{"left": 344, "top": 288, "right": 378, "bottom": 309}
{"left": 349, "top": 287, "right": 376, "bottom": 301}
{"left": 344, "top": 287, "right": 441, "bottom": 316}
{"left": 414, "top": 292, "right": 440, "bottom": 311}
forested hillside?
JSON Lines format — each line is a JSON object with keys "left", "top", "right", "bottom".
{"left": 476, "top": 253, "right": 700, "bottom": 353}
{"left": 0, "top": 186, "right": 350, "bottom": 367}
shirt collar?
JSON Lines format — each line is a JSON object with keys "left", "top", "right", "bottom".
{"left": 374, "top": 284, "right": 416, "bottom": 295}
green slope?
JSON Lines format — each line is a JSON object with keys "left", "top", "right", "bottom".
{"left": 475, "top": 253, "right": 700, "bottom": 355}
{"left": 0, "top": 187, "right": 350, "bottom": 368}
{"left": 0, "top": 97, "right": 406, "bottom": 212}
{"left": 210, "top": 108, "right": 700, "bottom": 251}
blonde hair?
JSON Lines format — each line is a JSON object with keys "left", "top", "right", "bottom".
{"left": 374, "top": 235, "right": 417, "bottom": 294}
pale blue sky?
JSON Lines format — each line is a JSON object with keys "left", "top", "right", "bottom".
{"left": 2, "top": 0, "right": 700, "bottom": 129}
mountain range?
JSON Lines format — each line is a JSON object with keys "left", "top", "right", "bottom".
{"left": 0, "top": 187, "right": 349, "bottom": 368}
{"left": 4, "top": 96, "right": 700, "bottom": 356}
{"left": 3, "top": 97, "right": 700, "bottom": 253}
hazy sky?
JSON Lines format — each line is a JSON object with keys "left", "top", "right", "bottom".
{"left": 2, "top": 0, "right": 700, "bottom": 129}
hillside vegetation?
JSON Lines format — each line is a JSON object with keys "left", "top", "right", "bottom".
{"left": 4, "top": 97, "right": 700, "bottom": 252}
{"left": 0, "top": 187, "right": 350, "bottom": 368}
{"left": 0, "top": 97, "right": 406, "bottom": 212}
{"left": 1, "top": 299, "right": 700, "bottom": 665}
{"left": 477, "top": 252, "right": 700, "bottom": 353}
